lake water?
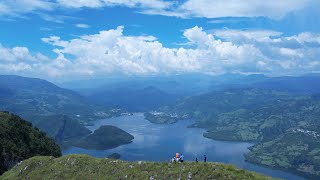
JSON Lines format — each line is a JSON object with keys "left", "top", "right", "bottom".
{"left": 63, "top": 113, "right": 304, "bottom": 180}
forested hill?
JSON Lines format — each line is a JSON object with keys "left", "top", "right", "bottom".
{"left": 147, "top": 88, "right": 320, "bottom": 142}
{"left": 0, "top": 111, "right": 61, "bottom": 175}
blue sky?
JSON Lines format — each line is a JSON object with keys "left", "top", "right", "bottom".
{"left": 1, "top": 0, "right": 320, "bottom": 81}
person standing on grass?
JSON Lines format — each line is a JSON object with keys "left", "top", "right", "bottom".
{"left": 204, "top": 155, "right": 207, "bottom": 162}
{"left": 180, "top": 154, "right": 184, "bottom": 163}
{"left": 196, "top": 157, "right": 198, "bottom": 162}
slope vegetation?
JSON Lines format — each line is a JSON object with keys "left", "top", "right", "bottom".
{"left": 1, "top": 154, "right": 272, "bottom": 180}
{"left": 245, "top": 126, "right": 320, "bottom": 178}
{"left": 0, "top": 112, "right": 61, "bottom": 175}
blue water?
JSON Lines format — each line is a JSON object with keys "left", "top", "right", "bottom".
{"left": 63, "top": 113, "right": 304, "bottom": 180}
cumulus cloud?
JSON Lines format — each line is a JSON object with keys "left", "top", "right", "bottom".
{"left": 1, "top": 26, "right": 320, "bottom": 79}
{"left": 39, "top": 26, "right": 275, "bottom": 77}
{"left": 41, "top": 26, "right": 201, "bottom": 75}
{"left": 212, "top": 29, "right": 320, "bottom": 73}
{"left": 0, "top": 44, "right": 48, "bottom": 74}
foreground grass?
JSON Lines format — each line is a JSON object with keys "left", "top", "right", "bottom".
{"left": 1, "top": 154, "right": 273, "bottom": 180}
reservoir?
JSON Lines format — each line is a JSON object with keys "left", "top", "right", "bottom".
{"left": 63, "top": 113, "right": 304, "bottom": 180}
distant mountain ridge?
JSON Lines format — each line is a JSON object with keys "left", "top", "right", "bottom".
{"left": 0, "top": 75, "right": 107, "bottom": 121}
{"left": 252, "top": 75, "right": 320, "bottom": 93}
{"left": 89, "top": 85, "right": 180, "bottom": 111}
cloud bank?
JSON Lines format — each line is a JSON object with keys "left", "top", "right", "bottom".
{"left": 1, "top": 26, "right": 320, "bottom": 79}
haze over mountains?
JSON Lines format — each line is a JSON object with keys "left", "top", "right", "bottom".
{"left": 57, "top": 73, "right": 320, "bottom": 113}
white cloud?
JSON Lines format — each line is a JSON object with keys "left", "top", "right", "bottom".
{"left": 0, "top": 44, "right": 50, "bottom": 75}
{"left": 39, "top": 26, "right": 273, "bottom": 77}
{"left": 1, "top": 0, "right": 314, "bottom": 20}
{"left": 57, "top": 0, "right": 173, "bottom": 9}
{"left": 57, "top": 0, "right": 103, "bottom": 8}
{"left": 213, "top": 29, "right": 282, "bottom": 43}
{"left": 75, "top": 23, "right": 90, "bottom": 28}
{"left": 0, "top": 0, "right": 174, "bottom": 20}
{"left": 287, "top": 32, "right": 320, "bottom": 44}
{"left": 1, "top": 26, "right": 320, "bottom": 79}
{"left": 279, "top": 48, "right": 303, "bottom": 58}
{"left": 0, "top": 0, "right": 54, "bottom": 17}
{"left": 174, "top": 0, "right": 310, "bottom": 19}
{"left": 0, "top": 45, "right": 48, "bottom": 62}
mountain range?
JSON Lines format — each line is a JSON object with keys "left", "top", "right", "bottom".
{"left": 0, "top": 75, "right": 124, "bottom": 144}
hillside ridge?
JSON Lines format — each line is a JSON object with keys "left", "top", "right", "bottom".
{"left": 1, "top": 154, "right": 273, "bottom": 180}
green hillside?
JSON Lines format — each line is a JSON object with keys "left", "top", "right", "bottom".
{"left": 0, "top": 112, "right": 61, "bottom": 175}
{"left": 245, "top": 127, "right": 320, "bottom": 178}
{"left": 1, "top": 154, "right": 273, "bottom": 180}
{"left": 147, "top": 88, "right": 320, "bottom": 141}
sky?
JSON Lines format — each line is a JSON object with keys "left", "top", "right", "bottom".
{"left": 1, "top": 0, "right": 320, "bottom": 81}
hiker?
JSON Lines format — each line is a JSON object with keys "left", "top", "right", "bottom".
{"left": 204, "top": 155, "right": 207, "bottom": 162}
{"left": 195, "top": 157, "right": 198, "bottom": 162}
{"left": 180, "top": 154, "right": 184, "bottom": 163}
{"left": 175, "top": 153, "right": 179, "bottom": 162}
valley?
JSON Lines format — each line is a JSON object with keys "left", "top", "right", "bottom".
{"left": 63, "top": 113, "right": 303, "bottom": 180}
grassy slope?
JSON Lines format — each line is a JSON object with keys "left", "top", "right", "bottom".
{"left": 1, "top": 155, "right": 273, "bottom": 180}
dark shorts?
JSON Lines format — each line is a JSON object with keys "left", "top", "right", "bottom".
{"left": 180, "top": 160, "right": 184, "bottom": 162}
